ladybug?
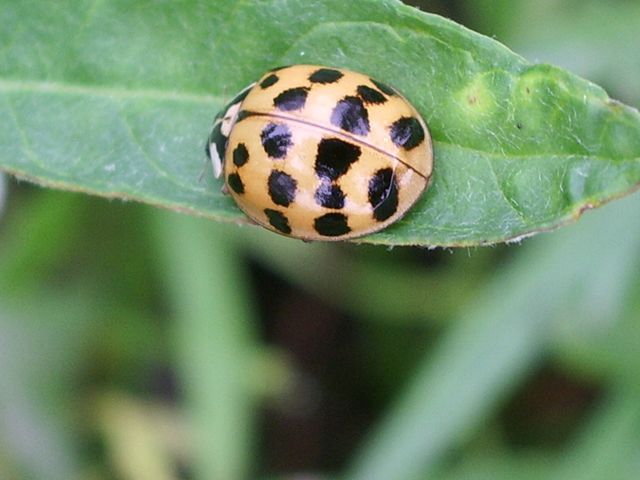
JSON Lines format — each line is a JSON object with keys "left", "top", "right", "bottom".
{"left": 206, "top": 65, "right": 433, "bottom": 241}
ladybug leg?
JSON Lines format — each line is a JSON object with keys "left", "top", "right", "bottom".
{"left": 221, "top": 183, "right": 229, "bottom": 195}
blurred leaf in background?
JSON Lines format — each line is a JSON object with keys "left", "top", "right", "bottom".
{"left": 1, "top": 1, "right": 640, "bottom": 480}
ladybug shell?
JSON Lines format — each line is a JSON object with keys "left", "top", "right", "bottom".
{"left": 216, "top": 65, "right": 433, "bottom": 241}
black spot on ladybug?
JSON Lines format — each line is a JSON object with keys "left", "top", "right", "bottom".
{"left": 260, "top": 74, "right": 279, "bottom": 89}
{"left": 227, "top": 172, "right": 245, "bottom": 194}
{"left": 264, "top": 208, "right": 291, "bottom": 234}
{"left": 330, "top": 96, "right": 370, "bottom": 136}
{"left": 207, "top": 122, "right": 227, "bottom": 161}
{"left": 314, "top": 180, "right": 345, "bottom": 209}
{"left": 229, "top": 84, "right": 253, "bottom": 106}
{"left": 314, "top": 213, "right": 351, "bottom": 237}
{"left": 233, "top": 143, "right": 249, "bottom": 167}
{"left": 274, "top": 87, "right": 309, "bottom": 111}
{"left": 357, "top": 85, "right": 387, "bottom": 104}
{"left": 236, "top": 110, "right": 256, "bottom": 123}
{"left": 309, "top": 68, "right": 344, "bottom": 84}
{"left": 261, "top": 122, "right": 293, "bottom": 158}
{"left": 390, "top": 117, "right": 425, "bottom": 150}
{"left": 370, "top": 78, "right": 396, "bottom": 96}
{"left": 268, "top": 170, "right": 297, "bottom": 207}
{"left": 368, "top": 168, "right": 399, "bottom": 222}
{"left": 315, "top": 138, "right": 361, "bottom": 181}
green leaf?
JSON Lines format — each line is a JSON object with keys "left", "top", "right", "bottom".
{"left": 345, "top": 191, "right": 640, "bottom": 480}
{"left": 467, "top": 1, "right": 640, "bottom": 104}
{"left": 1, "top": 0, "right": 640, "bottom": 246}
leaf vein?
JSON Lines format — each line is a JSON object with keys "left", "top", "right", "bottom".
{"left": 484, "top": 156, "right": 528, "bottom": 224}
{"left": 115, "top": 102, "right": 210, "bottom": 196}
{"left": 4, "top": 96, "right": 57, "bottom": 176}
{"left": 0, "top": 79, "right": 221, "bottom": 104}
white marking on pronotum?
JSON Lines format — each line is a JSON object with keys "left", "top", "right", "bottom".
{"left": 210, "top": 138, "right": 223, "bottom": 178}
{"left": 220, "top": 102, "right": 241, "bottom": 137}
{"left": 208, "top": 81, "right": 255, "bottom": 180}
{"left": 210, "top": 101, "right": 243, "bottom": 179}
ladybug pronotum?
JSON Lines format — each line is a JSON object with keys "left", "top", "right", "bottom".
{"left": 207, "top": 64, "right": 433, "bottom": 241}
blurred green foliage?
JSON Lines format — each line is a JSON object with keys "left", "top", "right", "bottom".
{"left": 1, "top": 1, "right": 640, "bottom": 480}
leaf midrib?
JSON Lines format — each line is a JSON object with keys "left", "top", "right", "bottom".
{"left": 0, "top": 78, "right": 220, "bottom": 104}
{"left": 5, "top": 78, "right": 637, "bottom": 163}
